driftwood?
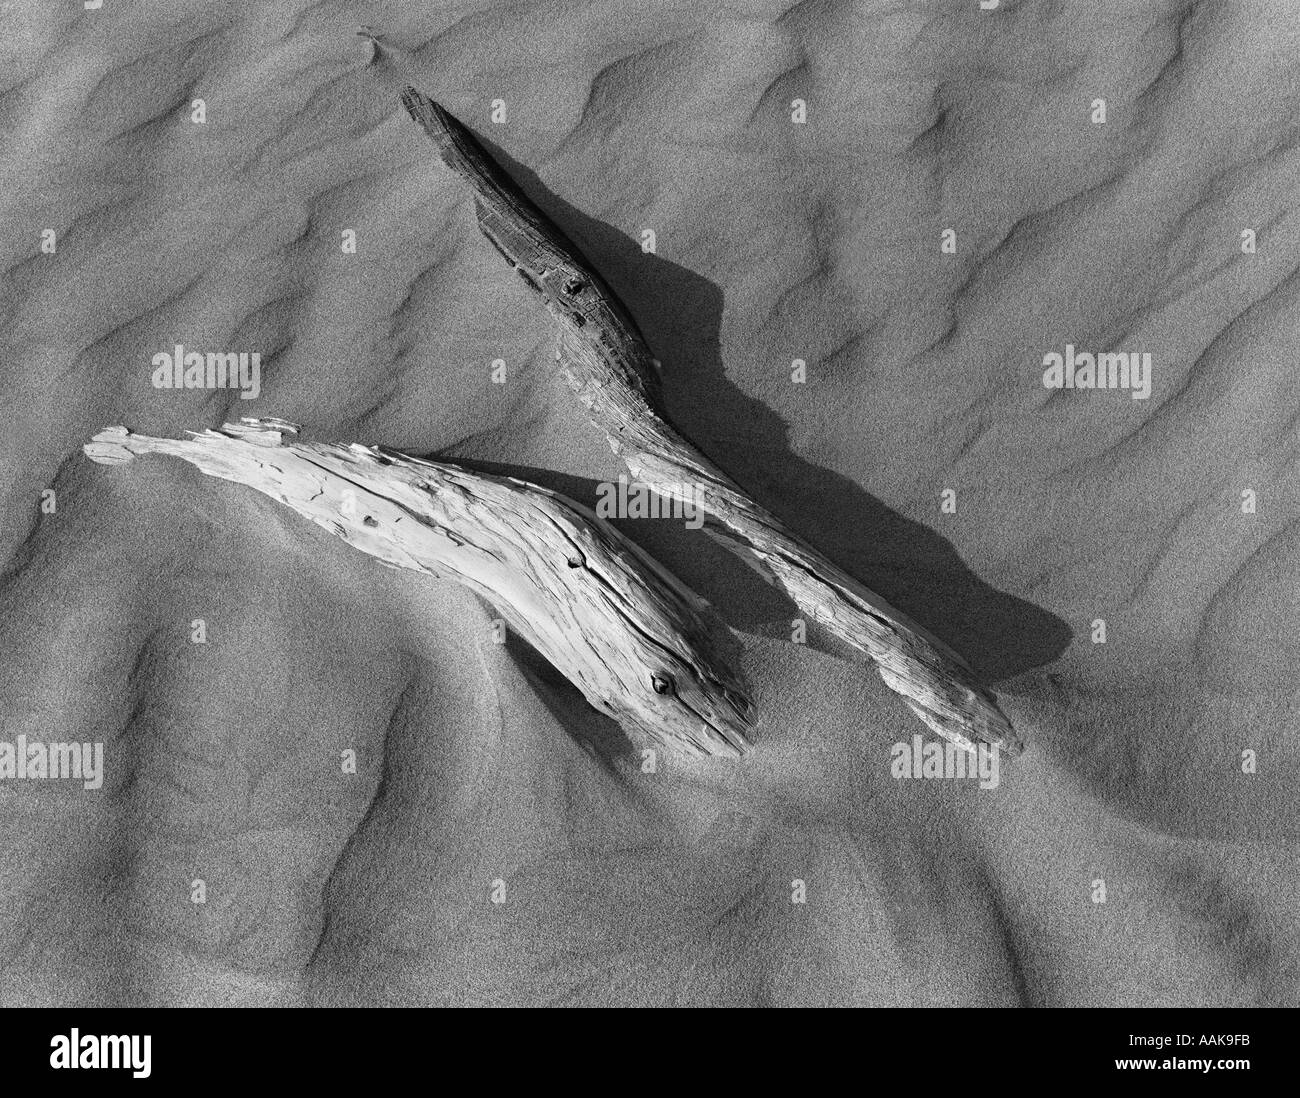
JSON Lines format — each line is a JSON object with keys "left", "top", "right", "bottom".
{"left": 83, "top": 421, "right": 754, "bottom": 758}
{"left": 374, "top": 55, "right": 1020, "bottom": 755}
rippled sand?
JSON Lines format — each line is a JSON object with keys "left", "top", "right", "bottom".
{"left": 0, "top": 0, "right": 1296, "bottom": 1005}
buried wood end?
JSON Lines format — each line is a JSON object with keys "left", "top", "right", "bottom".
{"left": 83, "top": 426, "right": 135, "bottom": 465}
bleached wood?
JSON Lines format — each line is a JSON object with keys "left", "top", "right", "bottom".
{"left": 388, "top": 78, "right": 1020, "bottom": 755}
{"left": 84, "top": 421, "right": 755, "bottom": 758}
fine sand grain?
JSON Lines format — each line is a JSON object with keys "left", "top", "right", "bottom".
{"left": 0, "top": 0, "right": 1296, "bottom": 1005}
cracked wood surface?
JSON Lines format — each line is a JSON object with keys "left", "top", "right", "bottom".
{"left": 385, "top": 72, "right": 1019, "bottom": 756}
{"left": 83, "top": 420, "right": 754, "bottom": 758}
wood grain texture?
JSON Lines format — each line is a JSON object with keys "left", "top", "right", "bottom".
{"left": 84, "top": 420, "right": 755, "bottom": 758}
{"left": 389, "top": 79, "right": 1021, "bottom": 756}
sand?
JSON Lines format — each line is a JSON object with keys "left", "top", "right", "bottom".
{"left": 0, "top": 0, "right": 1296, "bottom": 1006}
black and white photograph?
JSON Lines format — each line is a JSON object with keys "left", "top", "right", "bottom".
{"left": 0, "top": 0, "right": 1291, "bottom": 1073}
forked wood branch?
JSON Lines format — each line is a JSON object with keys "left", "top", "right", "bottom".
{"left": 383, "top": 69, "right": 1020, "bottom": 755}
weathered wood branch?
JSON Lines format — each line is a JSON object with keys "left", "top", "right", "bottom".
{"left": 83, "top": 420, "right": 755, "bottom": 758}
{"left": 384, "top": 70, "right": 1020, "bottom": 755}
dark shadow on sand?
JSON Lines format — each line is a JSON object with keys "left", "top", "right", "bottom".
{"left": 451, "top": 126, "right": 1072, "bottom": 686}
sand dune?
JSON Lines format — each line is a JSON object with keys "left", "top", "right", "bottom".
{"left": 0, "top": 0, "right": 1296, "bottom": 1006}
